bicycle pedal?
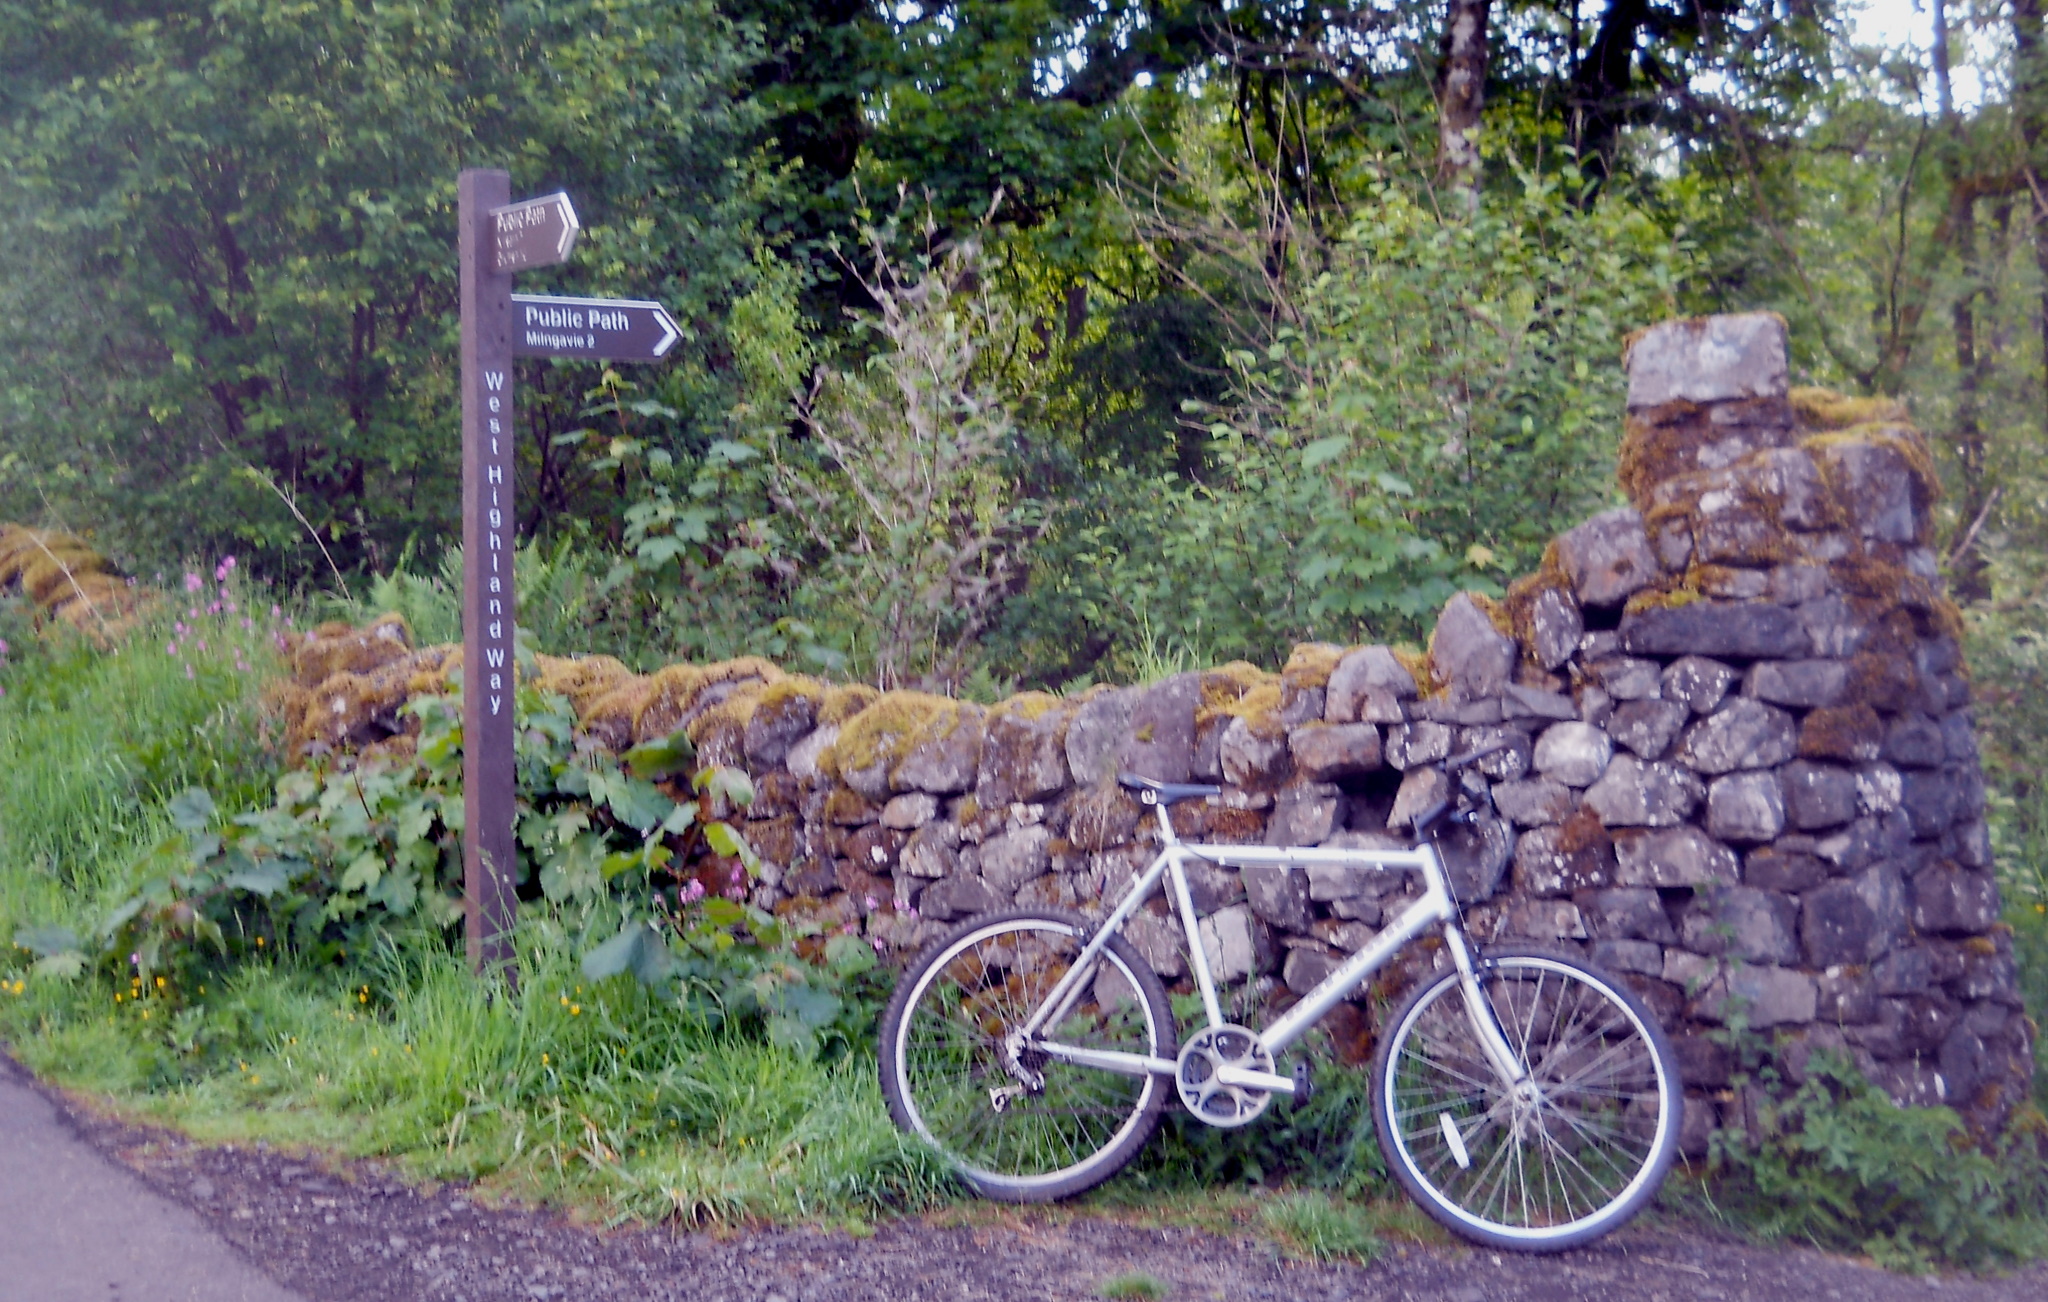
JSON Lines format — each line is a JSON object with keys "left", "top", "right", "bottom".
{"left": 1290, "top": 1058, "right": 1314, "bottom": 1110}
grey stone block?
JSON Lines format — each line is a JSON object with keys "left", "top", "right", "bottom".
{"left": 1243, "top": 862, "right": 1311, "bottom": 931}
{"left": 1707, "top": 770, "right": 1786, "bottom": 843}
{"left": 1810, "top": 438, "right": 1926, "bottom": 544}
{"left": 1591, "top": 656, "right": 1663, "bottom": 701}
{"left": 881, "top": 792, "right": 939, "bottom": 829}
{"left": 1578, "top": 887, "right": 1676, "bottom": 942}
{"left": 1388, "top": 766, "right": 1451, "bottom": 832}
{"left": 1533, "top": 721, "right": 1614, "bottom": 787}
{"left": 1661, "top": 655, "right": 1738, "bottom": 714}
{"left": 1121, "top": 673, "right": 1200, "bottom": 783}
{"left": 1620, "top": 602, "right": 1812, "bottom": 660}
{"left": 1900, "top": 768, "right": 1962, "bottom": 838}
{"left": 1745, "top": 842, "right": 1826, "bottom": 892}
{"left": 1384, "top": 721, "right": 1454, "bottom": 770}
{"left": 1746, "top": 658, "right": 1847, "bottom": 708}
{"left": 1501, "top": 683, "right": 1576, "bottom": 721}
{"left": 1625, "top": 312, "right": 1789, "bottom": 408}
{"left": 1681, "top": 886, "right": 1800, "bottom": 965}
{"left": 1527, "top": 586, "right": 1583, "bottom": 669}
{"left": 1613, "top": 824, "right": 1739, "bottom": 887}
{"left": 918, "top": 875, "right": 1000, "bottom": 922}
{"left": 1584, "top": 756, "right": 1705, "bottom": 827}
{"left": 1802, "top": 862, "right": 1908, "bottom": 966}
{"left": 1912, "top": 864, "right": 1999, "bottom": 935}
{"left": 1282, "top": 946, "right": 1345, "bottom": 997}
{"left": 1699, "top": 964, "right": 1817, "bottom": 1029}
{"left": 1676, "top": 698, "right": 1798, "bottom": 774}
{"left": 1064, "top": 689, "right": 1134, "bottom": 787}
{"left": 1609, "top": 698, "right": 1688, "bottom": 760}
{"left": 979, "top": 824, "right": 1052, "bottom": 894}
{"left": 1769, "top": 564, "right": 1832, "bottom": 605}
{"left": 1491, "top": 778, "right": 1575, "bottom": 827}
{"left": 1883, "top": 714, "right": 1947, "bottom": 768}
{"left": 1324, "top": 646, "right": 1418, "bottom": 724}
{"left": 1797, "top": 595, "right": 1868, "bottom": 658}
{"left": 1266, "top": 783, "right": 1345, "bottom": 847}
{"left": 1780, "top": 760, "right": 1858, "bottom": 831}
{"left": 1288, "top": 723, "right": 1382, "bottom": 781}
{"left": 1220, "top": 715, "right": 1291, "bottom": 789}
{"left": 1430, "top": 593, "right": 1517, "bottom": 701}
{"left": 1589, "top": 939, "right": 1664, "bottom": 976}
{"left": 1512, "top": 823, "right": 1615, "bottom": 896}
{"left": 1556, "top": 508, "right": 1659, "bottom": 607}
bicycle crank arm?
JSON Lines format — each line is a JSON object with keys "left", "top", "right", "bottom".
{"left": 1033, "top": 1042, "right": 1179, "bottom": 1078}
{"left": 1212, "top": 1065, "right": 1296, "bottom": 1095}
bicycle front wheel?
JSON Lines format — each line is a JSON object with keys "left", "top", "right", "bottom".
{"left": 879, "top": 908, "right": 1175, "bottom": 1201}
{"left": 1372, "top": 947, "right": 1682, "bottom": 1251}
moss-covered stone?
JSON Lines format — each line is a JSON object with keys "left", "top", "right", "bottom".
{"left": 817, "top": 683, "right": 880, "bottom": 727}
{"left": 1790, "top": 386, "right": 1909, "bottom": 431}
{"left": 1281, "top": 642, "right": 1345, "bottom": 691}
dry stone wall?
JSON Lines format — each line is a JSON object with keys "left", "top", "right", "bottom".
{"left": 279, "top": 313, "right": 2032, "bottom": 1148}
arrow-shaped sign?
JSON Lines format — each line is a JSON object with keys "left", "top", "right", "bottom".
{"left": 490, "top": 192, "right": 579, "bottom": 272}
{"left": 510, "top": 294, "right": 681, "bottom": 363}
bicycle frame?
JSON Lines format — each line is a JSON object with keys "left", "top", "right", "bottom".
{"left": 1014, "top": 798, "right": 1530, "bottom": 1101}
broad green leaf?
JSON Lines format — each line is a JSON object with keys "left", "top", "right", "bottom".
{"left": 12, "top": 925, "right": 82, "bottom": 957}
{"left": 222, "top": 861, "right": 291, "bottom": 897}
{"left": 339, "top": 852, "right": 384, "bottom": 894}
{"left": 167, "top": 788, "right": 216, "bottom": 832}
{"left": 622, "top": 730, "right": 696, "bottom": 781}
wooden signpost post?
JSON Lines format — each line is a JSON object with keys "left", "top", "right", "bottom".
{"left": 456, "top": 168, "right": 679, "bottom": 974}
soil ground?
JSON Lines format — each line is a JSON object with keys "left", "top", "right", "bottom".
{"left": 6, "top": 1050, "right": 2045, "bottom": 1302}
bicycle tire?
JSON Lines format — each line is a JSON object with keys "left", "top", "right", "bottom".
{"left": 1370, "top": 946, "right": 1682, "bottom": 1251}
{"left": 879, "top": 907, "right": 1176, "bottom": 1201}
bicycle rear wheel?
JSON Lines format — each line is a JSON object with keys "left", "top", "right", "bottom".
{"left": 1371, "top": 947, "right": 1681, "bottom": 1251}
{"left": 879, "top": 908, "right": 1175, "bottom": 1201}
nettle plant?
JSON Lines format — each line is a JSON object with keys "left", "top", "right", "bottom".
{"left": 102, "top": 683, "right": 883, "bottom": 1058}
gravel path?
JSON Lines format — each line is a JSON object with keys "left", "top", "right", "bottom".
{"left": 8, "top": 1051, "right": 2044, "bottom": 1302}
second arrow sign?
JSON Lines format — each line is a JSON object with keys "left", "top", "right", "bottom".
{"left": 510, "top": 294, "right": 682, "bottom": 363}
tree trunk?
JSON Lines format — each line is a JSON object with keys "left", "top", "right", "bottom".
{"left": 1436, "top": 0, "right": 1491, "bottom": 207}
{"left": 2016, "top": 0, "right": 2047, "bottom": 422}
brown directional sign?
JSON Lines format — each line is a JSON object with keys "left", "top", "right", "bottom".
{"left": 511, "top": 294, "right": 681, "bottom": 362}
{"left": 489, "top": 191, "right": 579, "bottom": 272}
{"left": 456, "top": 181, "right": 682, "bottom": 977}
{"left": 459, "top": 169, "right": 520, "bottom": 978}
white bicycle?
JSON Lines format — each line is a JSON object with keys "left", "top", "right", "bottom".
{"left": 878, "top": 746, "right": 1683, "bottom": 1251}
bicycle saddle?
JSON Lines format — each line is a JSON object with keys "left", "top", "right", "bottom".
{"left": 1117, "top": 772, "right": 1222, "bottom": 805}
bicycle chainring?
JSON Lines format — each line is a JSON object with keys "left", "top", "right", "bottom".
{"left": 1175, "top": 1024, "right": 1275, "bottom": 1128}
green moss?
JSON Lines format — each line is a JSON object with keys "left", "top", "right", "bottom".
{"left": 1281, "top": 642, "right": 1345, "bottom": 690}
{"left": 817, "top": 683, "right": 879, "bottom": 727}
{"left": 991, "top": 690, "right": 1062, "bottom": 722}
{"left": 830, "top": 692, "right": 957, "bottom": 775}
{"left": 1791, "top": 386, "right": 1909, "bottom": 431}
{"left": 1622, "top": 584, "right": 1704, "bottom": 615}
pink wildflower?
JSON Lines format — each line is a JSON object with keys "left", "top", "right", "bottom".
{"left": 680, "top": 879, "right": 705, "bottom": 903}
{"left": 165, "top": 643, "right": 178, "bottom": 657}
{"left": 207, "top": 602, "right": 220, "bottom": 615}
{"left": 173, "top": 622, "right": 186, "bottom": 636}
{"left": 194, "top": 639, "right": 206, "bottom": 653}
{"left": 270, "top": 605, "right": 281, "bottom": 619}
{"left": 183, "top": 572, "right": 202, "bottom": 593}
{"left": 215, "top": 556, "right": 236, "bottom": 582}
{"left": 184, "top": 664, "right": 195, "bottom": 680}
{"left": 864, "top": 895, "right": 878, "bottom": 911}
